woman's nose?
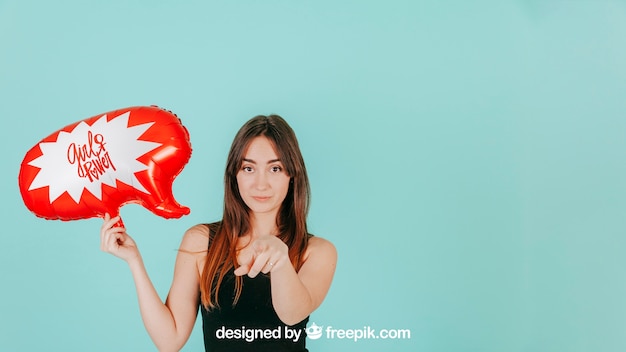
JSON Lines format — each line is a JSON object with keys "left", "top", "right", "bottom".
{"left": 254, "top": 171, "right": 269, "bottom": 190}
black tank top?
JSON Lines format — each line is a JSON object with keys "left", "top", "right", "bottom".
{"left": 200, "top": 224, "right": 309, "bottom": 352}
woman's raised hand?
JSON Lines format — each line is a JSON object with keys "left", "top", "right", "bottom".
{"left": 100, "top": 213, "right": 140, "bottom": 263}
{"left": 234, "top": 235, "right": 289, "bottom": 278}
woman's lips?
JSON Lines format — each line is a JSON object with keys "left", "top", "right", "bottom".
{"left": 252, "top": 196, "right": 271, "bottom": 202}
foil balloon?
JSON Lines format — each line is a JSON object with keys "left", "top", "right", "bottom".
{"left": 18, "top": 105, "right": 192, "bottom": 223}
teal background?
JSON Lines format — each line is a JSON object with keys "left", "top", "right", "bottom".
{"left": 1, "top": 1, "right": 626, "bottom": 351}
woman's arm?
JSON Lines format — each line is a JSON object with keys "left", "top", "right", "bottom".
{"left": 101, "top": 215, "right": 207, "bottom": 351}
{"left": 234, "top": 236, "right": 337, "bottom": 325}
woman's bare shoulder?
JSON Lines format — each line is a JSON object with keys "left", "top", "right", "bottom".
{"left": 305, "top": 235, "right": 337, "bottom": 261}
{"left": 179, "top": 224, "right": 210, "bottom": 253}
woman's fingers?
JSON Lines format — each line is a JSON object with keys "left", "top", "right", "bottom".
{"left": 235, "top": 237, "right": 286, "bottom": 278}
{"left": 234, "top": 248, "right": 254, "bottom": 276}
{"left": 100, "top": 214, "right": 129, "bottom": 253}
{"left": 246, "top": 251, "right": 271, "bottom": 278}
{"left": 233, "top": 264, "right": 250, "bottom": 276}
{"left": 101, "top": 226, "right": 123, "bottom": 252}
{"left": 101, "top": 214, "right": 121, "bottom": 232}
{"left": 260, "top": 255, "right": 280, "bottom": 274}
{"left": 100, "top": 214, "right": 140, "bottom": 263}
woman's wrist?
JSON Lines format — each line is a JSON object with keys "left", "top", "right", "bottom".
{"left": 126, "top": 253, "right": 144, "bottom": 270}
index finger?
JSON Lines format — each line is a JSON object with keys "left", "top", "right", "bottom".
{"left": 101, "top": 214, "right": 123, "bottom": 231}
{"left": 234, "top": 248, "right": 255, "bottom": 276}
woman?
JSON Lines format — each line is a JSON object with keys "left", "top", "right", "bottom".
{"left": 100, "top": 115, "right": 337, "bottom": 351}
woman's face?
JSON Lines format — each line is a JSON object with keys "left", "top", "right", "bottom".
{"left": 237, "top": 136, "right": 291, "bottom": 217}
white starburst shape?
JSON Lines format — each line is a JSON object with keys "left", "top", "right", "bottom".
{"left": 27, "top": 111, "right": 162, "bottom": 203}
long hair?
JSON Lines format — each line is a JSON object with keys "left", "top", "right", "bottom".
{"left": 200, "top": 114, "right": 310, "bottom": 309}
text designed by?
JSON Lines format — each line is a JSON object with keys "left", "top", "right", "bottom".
{"left": 215, "top": 325, "right": 303, "bottom": 343}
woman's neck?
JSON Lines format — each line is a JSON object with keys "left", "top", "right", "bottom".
{"left": 249, "top": 211, "right": 279, "bottom": 239}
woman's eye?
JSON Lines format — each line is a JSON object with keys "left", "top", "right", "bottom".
{"left": 270, "top": 166, "right": 283, "bottom": 173}
{"left": 242, "top": 166, "right": 254, "bottom": 173}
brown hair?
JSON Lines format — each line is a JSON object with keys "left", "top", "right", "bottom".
{"left": 200, "top": 114, "right": 310, "bottom": 309}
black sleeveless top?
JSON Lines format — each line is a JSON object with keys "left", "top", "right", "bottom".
{"left": 200, "top": 223, "right": 309, "bottom": 352}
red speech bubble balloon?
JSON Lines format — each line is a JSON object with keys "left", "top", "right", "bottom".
{"left": 18, "top": 106, "right": 192, "bottom": 223}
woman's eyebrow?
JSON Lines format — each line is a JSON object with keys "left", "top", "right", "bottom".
{"left": 242, "top": 158, "right": 281, "bottom": 164}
